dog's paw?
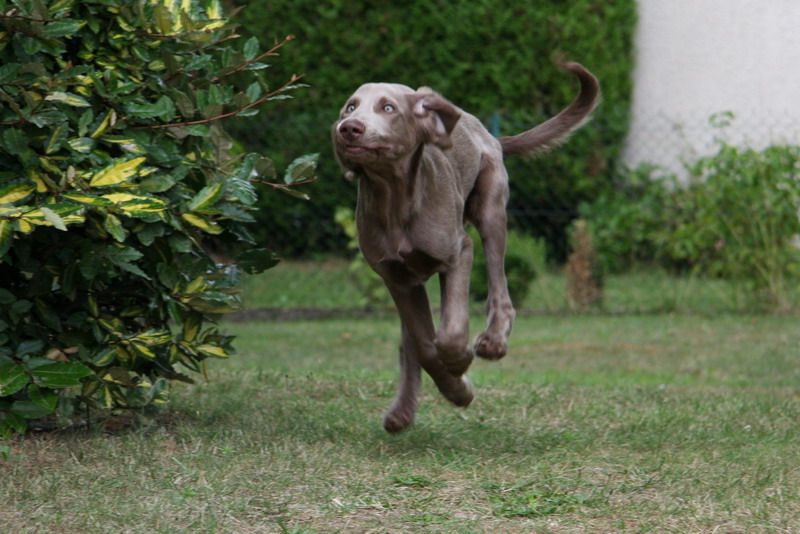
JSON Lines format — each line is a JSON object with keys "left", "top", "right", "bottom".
{"left": 383, "top": 409, "right": 415, "bottom": 434}
{"left": 474, "top": 331, "right": 508, "bottom": 361}
{"left": 443, "top": 376, "right": 475, "bottom": 407}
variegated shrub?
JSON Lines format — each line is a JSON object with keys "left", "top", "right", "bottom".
{"left": 0, "top": 0, "right": 315, "bottom": 433}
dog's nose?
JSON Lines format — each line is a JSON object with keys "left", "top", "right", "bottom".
{"left": 339, "top": 119, "right": 365, "bottom": 141}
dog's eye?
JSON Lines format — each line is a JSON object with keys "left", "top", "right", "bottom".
{"left": 383, "top": 104, "right": 395, "bottom": 113}
{"left": 345, "top": 103, "right": 356, "bottom": 113}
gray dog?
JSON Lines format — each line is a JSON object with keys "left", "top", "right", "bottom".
{"left": 332, "top": 61, "right": 600, "bottom": 432}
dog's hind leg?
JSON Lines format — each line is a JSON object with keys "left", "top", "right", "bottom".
{"left": 468, "top": 159, "right": 516, "bottom": 361}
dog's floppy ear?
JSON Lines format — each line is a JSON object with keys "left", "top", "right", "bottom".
{"left": 407, "top": 88, "right": 460, "bottom": 149}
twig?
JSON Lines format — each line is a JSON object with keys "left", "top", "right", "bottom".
{"left": 0, "top": 11, "right": 62, "bottom": 23}
{"left": 134, "top": 73, "right": 305, "bottom": 130}
{"left": 249, "top": 177, "right": 316, "bottom": 189}
{"left": 209, "top": 35, "right": 296, "bottom": 82}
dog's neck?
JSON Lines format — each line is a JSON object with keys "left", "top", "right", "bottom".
{"left": 356, "top": 145, "right": 428, "bottom": 231}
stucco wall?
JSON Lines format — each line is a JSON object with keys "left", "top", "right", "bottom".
{"left": 623, "top": 0, "right": 800, "bottom": 176}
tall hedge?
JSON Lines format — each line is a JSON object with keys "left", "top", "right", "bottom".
{"left": 232, "top": 0, "right": 637, "bottom": 259}
{"left": 0, "top": 0, "right": 312, "bottom": 434}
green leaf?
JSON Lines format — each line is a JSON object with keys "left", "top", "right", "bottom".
{"left": 16, "top": 339, "right": 44, "bottom": 357}
{"left": 12, "top": 400, "right": 54, "bottom": 420}
{"left": 243, "top": 36, "right": 259, "bottom": 61}
{"left": 30, "top": 362, "right": 92, "bottom": 389}
{"left": 0, "top": 220, "right": 13, "bottom": 257}
{"left": 21, "top": 36, "right": 42, "bottom": 55}
{"left": 236, "top": 248, "right": 279, "bottom": 274}
{"left": 184, "top": 125, "right": 210, "bottom": 137}
{"left": 246, "top": 81, "right": 262, "bottom": 102}
{"left": 0, "top": 361, "right": 28, "bottom": 396}
{"left": 125, "top": 96, "right": 176, "bottom": 121}
{"left": 2, "top": 128, "right": 29, "bottom": 156}
{"left": 0, "top": 288, "right": 15, "bottom": 304}
{"left": 45, "top": 92, "right": 91, "bottom": 107}
{"left": 139, "top": 173, "right": 177, "bottom": 193}
{"left": 89, "top": 157, "right": 147, "bottom": 187}
{"left": 0, "top": 411, "right": 27, "bottom": 435}
{"left": 43, "top": 19, "right": 85, "bottom": 37}
{"left": 0, "top": 63, "right": 21, "bottom": 84}
{"left": 284, "top": 153, "right": 319, "bottom": 184}
{"left": 104, "top": 213, "right": 127, "bottom": 242}
{"left": 188, "top": 182, "right": 223, "bottom": 212}
{"left": 78, "top": 109, "right": 94, "bottom": 136}
{"left": 45, "top": 122, "right": 68, "bottom": 154}
{"left": 28, "top": 384, "right": 58, "bottom": 411}
{"left": 97, "top": 245, "right": 150, "bottom": 279}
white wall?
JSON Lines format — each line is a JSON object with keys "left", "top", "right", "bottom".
{"left": 623, "top": 0, "right": 800, "bottom": 176}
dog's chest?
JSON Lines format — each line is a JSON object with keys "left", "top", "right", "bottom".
{"left": 360, "top": 225, "right": 456, "bottom": 286}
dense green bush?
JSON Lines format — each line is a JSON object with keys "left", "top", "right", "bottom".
{"left": 583, "top": 138, "right": 800, "bottom": 311}
{"left": 231, "top": 0, "right": 637, "bottom": 259}
{"left": 0, "top": 0, "right": 312, "bottom": 434}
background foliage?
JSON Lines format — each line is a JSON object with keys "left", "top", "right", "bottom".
{"left": 583, "top": 132, "right": 800, "bottom": 311}
{"left": 231, "top": 0, "right": 638, "bottom": 260}
{"left": 0, "top": 0, "right": 311, "bottom": 434}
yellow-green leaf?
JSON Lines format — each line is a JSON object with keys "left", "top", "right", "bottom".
{"left": 0, "top": 183, "right": 34, "bottom": 204}
{"left": 196, "top": 344, "right": 229, "bottom": 358}
{"left": 182, "top": 312, "right": 202, "bottom": 342}
{"left": 187, "top": 182, "right": 223, "bottom": 212}
{"left": 29, "top": 171, "right": 48, "bottom": 193}
{"left": 206, "top": 0, "right": 222, "bottom": 20}
{"left": 89, "top": 157, "right": 146, "bottom": 187}
{"left": 184, "top": 276, "right": 207, "bottom": 294}
{"left": 45, "top": 91, "right": 90, "bottom": 107}
{"left": 63, "top": 192, "right": 113, "bottom": 206}
{"left": 181, "top": 213, "right": 223, "bottom": 235}
{"left": 90, "top": 110, "right": 115, "bottom": 139}
{"left": 130, "top": 341, "right": 156, "bottom": 359}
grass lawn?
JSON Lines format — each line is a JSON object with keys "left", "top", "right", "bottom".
{"left": 2, "top": 313, "right": 799, "bottom": 533}
{"left": 239, "top": 259, "right": 800, "bottom": 314}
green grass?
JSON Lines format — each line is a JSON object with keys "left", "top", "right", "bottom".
{"left": 240, "top": 259, "right": 798, "bottom": 314}
{"left": 3, "top": 314, "right": 800, "bottom": 533}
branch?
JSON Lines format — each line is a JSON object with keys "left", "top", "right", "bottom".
{"left": 0, "top": 11, "right": 61, "bottom": 23}
{"left": 135, "top": 73, "right": 305, "bottom": 130}
{"left": 209, "top": 35, "right": 296, "bottom": 83}
{"left": 249, "top": 177, "right": 316, "bottom": 189}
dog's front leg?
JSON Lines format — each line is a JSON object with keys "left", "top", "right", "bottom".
{"left": 435, "top": 233, "right": 475, "bottom": 376}
{"left": 383, "top": 323, "right": 422, "bottom": 433}
{"left": 387, "top": 284, "right": 475, "bottom": 411}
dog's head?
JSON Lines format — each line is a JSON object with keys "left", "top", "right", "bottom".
{"left": 332, "top": 83, "right": 461, "bottom": 179}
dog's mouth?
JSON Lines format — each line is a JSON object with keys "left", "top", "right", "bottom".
{"left": 345, "top": 145, "right": 372, "bottom": 154}
{"left": 343, "top": 144, "right": 388, "bottom": 157}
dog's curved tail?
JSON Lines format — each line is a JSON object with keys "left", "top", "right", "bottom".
{"left": 499, "top": 61, "right": 600, "bottom": 158}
